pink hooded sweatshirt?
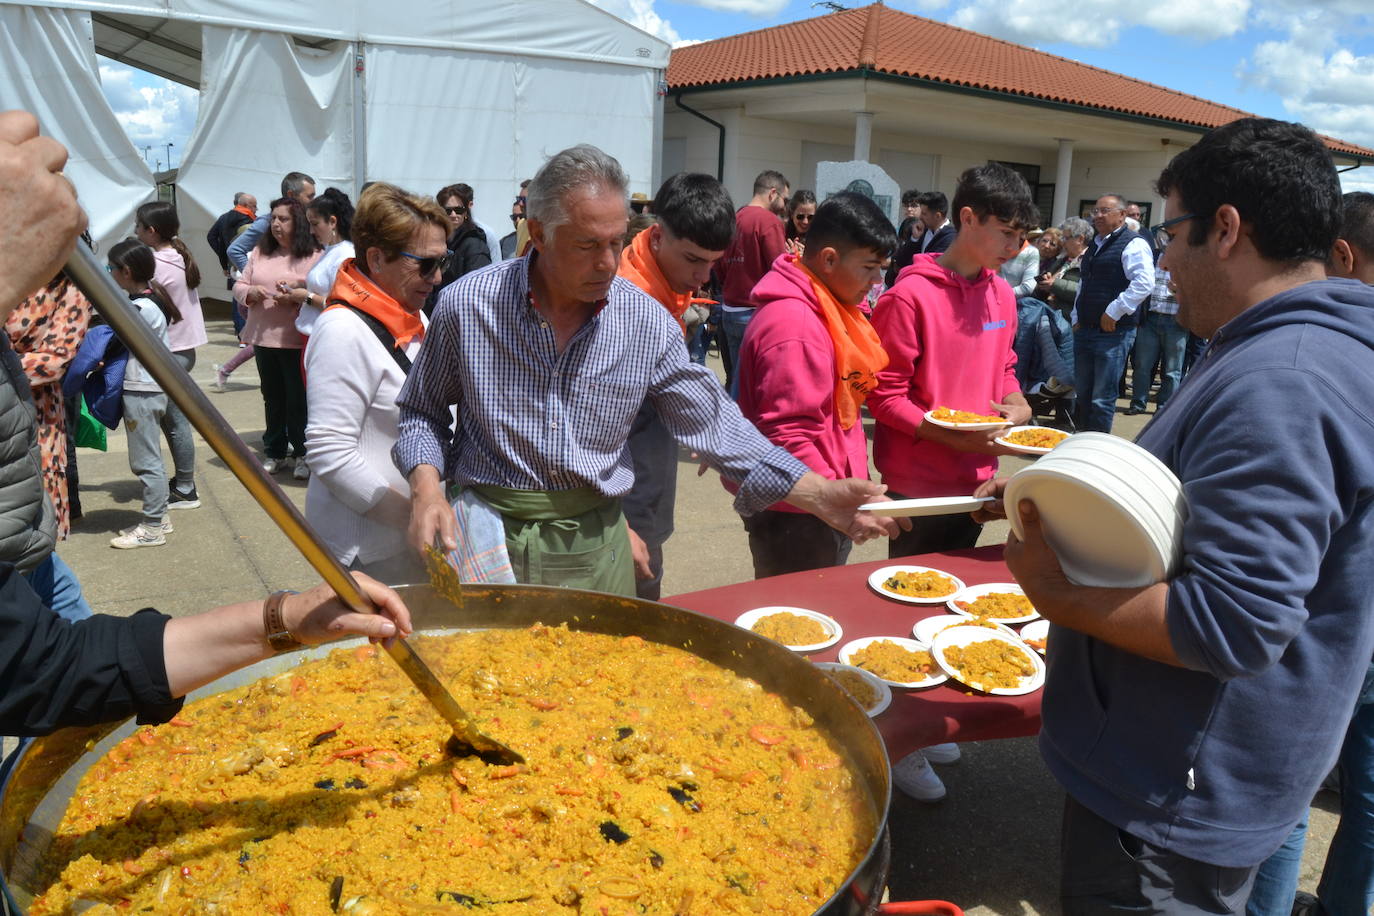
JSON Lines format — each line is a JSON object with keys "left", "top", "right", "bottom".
{"left": 868, "top": 253, "right": 1020, "bottom": 497}
{"left": 728, "top": 254, "right": 872, "bottom": 513}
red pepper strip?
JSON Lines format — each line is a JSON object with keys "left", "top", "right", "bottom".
{"left": 329, "top": 746, "right": 377, "bottom": 760}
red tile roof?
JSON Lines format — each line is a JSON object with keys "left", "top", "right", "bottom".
{"left": 666, "top": 4, "right": 1374, "bottom": 160}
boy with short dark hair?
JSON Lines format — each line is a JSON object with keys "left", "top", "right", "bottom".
{"left": 730, "top": 191, "right": 897, "bottom": 577}
{"left": 867, "top": 163, "right": 1036, "bottom": 799}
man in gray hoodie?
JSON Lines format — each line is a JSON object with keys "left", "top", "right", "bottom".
{"left": 988, "top": 118, "right": 1374, "bottom": 913}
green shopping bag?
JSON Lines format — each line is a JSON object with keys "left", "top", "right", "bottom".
{"left": 73, "top": 395, "right": 107, "bottom": 451}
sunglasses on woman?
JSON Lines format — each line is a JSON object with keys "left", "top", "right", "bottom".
{"left": 444, "top": 205, "right": 468, "bottom": 216}
{"left": 399, "top": 251, "right": 446, "bottom": 275}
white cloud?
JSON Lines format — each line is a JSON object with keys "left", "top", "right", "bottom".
{"left": 675, "top": 0, "right": 789, "bottom": 15}
{"left": 945, "top": 0, "right": 1251, "bottom": 47}
{"left": 587, "top": 0, "right": 683, "bottom": 43}
{"left": 1237, "top": 8, "right": 1374, "bottom": 148}
{"left": 97, "top": 57, "right": 198, "bottom": 163}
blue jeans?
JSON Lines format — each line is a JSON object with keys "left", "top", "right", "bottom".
{"left": 1074, "top": 325, "right": 1136, "bottom": 433}
{"left": 686, "top": 323, "right": 708, "bottom": 365}
{"left": 1249, "top": 662, "right": 1374, "bottom": 916}
{"left": 721, "top": 308, "right": 755, "bottom": 398}
{"left": 1130, "top": 311, "right": 1188, "bottom": 411}
{"left": 22, "top": 552, "right": 92, "bottom": 621}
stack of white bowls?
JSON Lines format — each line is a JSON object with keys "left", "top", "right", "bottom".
{"left": 1003, "top": 432, "right": 1187, "bottom": 587}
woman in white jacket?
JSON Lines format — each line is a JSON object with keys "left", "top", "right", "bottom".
{"left": 303, "top": 183, "right": 448, "bottom": 583}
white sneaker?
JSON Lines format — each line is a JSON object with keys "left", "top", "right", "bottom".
{"left": 263, "top": 456, "right": 293, "bottom": 475}
{"left": 211, "top": 364, "right": 229, "bottom": 393}
{"left": 118, "top": 517, "right": 172, "bottom": 537}
{"left": 110, "top": 522, "right": 168, "bottom": 549}
{"left": 921, "top": 742, "right": 962, "bottom": 765}
{"left": 292, "top": 458, "right": 310, "bottom": 480}
{"left": 892, "top": 751, "right": 947, "bottom": 801}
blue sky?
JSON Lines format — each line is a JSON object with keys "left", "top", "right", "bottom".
{"left": 99, "top": 0, "right": 1374, "bottom": 187}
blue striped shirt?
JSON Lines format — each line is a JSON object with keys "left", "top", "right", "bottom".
{"left": 393, "top": 255, "right": 807, "bottom": 516}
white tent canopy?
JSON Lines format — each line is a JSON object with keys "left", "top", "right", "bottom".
{"left": 1, "top": 0, "right": 668, "bottom": 284}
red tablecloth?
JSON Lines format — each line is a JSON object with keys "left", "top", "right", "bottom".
{"left": 665, "top": 545, "right": 1042, "bottom": 762}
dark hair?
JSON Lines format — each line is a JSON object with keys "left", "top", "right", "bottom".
{"left": 436, "top": 183, "right": 474, "bottom": 208}
{"left": 786, "top": 189, "right": 818, "bottom": 241}
{"left": 624, "top": 213, "right": 657, "bottom": 247}
{"left": 135, "top": 201, "right": 201, "bottom": 290}
{"left": 1340, "top": 192, "right": 1374, "bottom": 260}
{"left": 916, "top": 190, "right": 949, "bottom": 218}
{"left": 652, "top": 172, "right": 736, "bottom": 251}
{"left": 950, "top": 165, "right": 1037, "bottom": 231}
{"left": 901, "top": 189, "right": 921, "bottom": 208}
{"left": 1156, "top": 118, "right": 1340, "bottom": 263}
{"left": 307, "top": 187, "right": 355, "bottom": 241}
{"left": 803, "top": 191, "right": 897, "bottom": 259}
{"left": 281, "top": 171, "right": 315, "bottom": 199}
{"left": 107, "top": 238, "right": 181, "bottom": 323}
{"left": 258, "top": 197, "right": 318, "bottom": 259}
{"left": 752, "top": 169, "right": 789, "bottom": 196}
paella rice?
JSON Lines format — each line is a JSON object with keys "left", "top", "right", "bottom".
{"left": 942, "top": 639, "right": 1037, "bottom": 691}
{"left": 29, "top": 625, "right": 873, "bottom": 915}
{"left": 848, "top": 641, "right": 935, "bottom": 684}
{"left": 953, "top": 592, "right": 1035, "bottom": 619}
{"left": 818, "top": 668, "right": 880, "bottom": 711}
{"left": 1003, "top": 427, "right": 1068, "bottom": 450}
{"left": 882, "top": 570, "right": 958, "bottom": 599}
{"left": 929, "top": 406, "right": 1007, "bottom": 425}
{"left": 750, "top": 612, "right": 829, "bottom": 647}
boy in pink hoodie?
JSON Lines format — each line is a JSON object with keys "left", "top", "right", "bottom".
{"left": 869, "top": 163, "right": 1039, "bottom": 559}
{"left": 867, "top": 163, "right": 1039, "bottom": 803}
{"left": 733, "top": 192, "right": 900, "bottom": 577}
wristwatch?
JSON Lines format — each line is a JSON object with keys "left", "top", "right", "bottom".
{"left": 263, "top": 589, "right": 303, "bottom": 652}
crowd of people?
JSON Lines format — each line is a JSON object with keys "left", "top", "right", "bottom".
{"left": 3, "top": 101, "right": 1374, "bottom": 915}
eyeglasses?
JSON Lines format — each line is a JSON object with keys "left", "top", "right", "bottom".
{"left": 1090, "top": 207, "right": 1123, "bottom": 216}
{"left": 399, "top": 251, "right": 446, "bottom": 275}
{"left": 1149, "top": 213, "right": 1195, "bottom": 237}
{"left": 444, "top": 205, "right": 468, "bottom": 216}
{"left": 794, "top": 214, "right": 814, "bottom": 222}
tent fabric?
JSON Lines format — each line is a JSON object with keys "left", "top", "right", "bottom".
{"left": 2, "top": 0, "right": 668, "bottom": 293}
{"left": 0, "top": 4, "right": 153, "bottom": 253}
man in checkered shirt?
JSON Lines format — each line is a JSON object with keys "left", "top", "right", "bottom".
{"left": 394, "top": 145, "right": 903, "bottom": 595}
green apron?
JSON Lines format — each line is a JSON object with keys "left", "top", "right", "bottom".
{"left": 470, "top": 484, "right": 636, "bottom": 597}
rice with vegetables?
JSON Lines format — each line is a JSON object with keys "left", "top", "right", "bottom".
{"left": 882, "top": 570, "right": 958, "bottom": 599}
{"left": 30, "top": 625, "right": 872, "bottom": 915}
{"left": 750, "top": 612, "right": 829, "bottom": 647}
{"left": 1004, "top": 428, "right": 1068, "bottom": 449}
{"left": 942, "top": 639, "right": 1037, "bottom": 691}
{"left": 930, "top": 406, "right": 1006, "bottom": 425}
{"left": 848, "top": 641, "right": 935, "bottom": 684}
{"left": 953, "top": 592, "right": 1035, "bottom": 619}
{"left": 819, "top": 668, "right": 880, "bottom": 711}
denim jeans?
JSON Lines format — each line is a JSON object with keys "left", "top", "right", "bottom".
{"left": 22, "top": 552, "right": 92, "bottom": 621}
{"left": 686, "top": 323, "right": 708, "bottom": 365}
{"left": 162, "top": 349, "right": 197, "bottom": 490}
{"left": 1248, "top": 661, "right": 1374, "bottom": 916}
{"left": 1074, "top": 325, "right": 1136, "bottom": 433}
{"left": 720, "top": 308, "right": 755, "bottom": 399}
{"left": 1130, "top": 311, "right": 1188, "bottom": 411}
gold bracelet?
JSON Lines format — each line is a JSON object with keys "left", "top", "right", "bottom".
{"left": 263, "top": 589, "right": 302, "bottom": 653}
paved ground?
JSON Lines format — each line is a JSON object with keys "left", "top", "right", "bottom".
{"left": 52, "top": 303, "right": 1336, "bottom": 913}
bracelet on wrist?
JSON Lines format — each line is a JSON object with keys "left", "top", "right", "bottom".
{"left": 263, "top": 589, "right": 303, "bottom": 653}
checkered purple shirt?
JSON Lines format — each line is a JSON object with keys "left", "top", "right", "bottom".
{"left": 393, "top": 256, "right": 807, "bottom": 515}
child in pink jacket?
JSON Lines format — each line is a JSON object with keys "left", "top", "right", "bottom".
{"left": 869, "top": 163, "right": 1040, "bottom": 559}
{"left": 731, "top": 192, "right": 896, "bottom": 578}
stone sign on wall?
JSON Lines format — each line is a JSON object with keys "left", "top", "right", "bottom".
{"left": 815, "top": 160, "right": 902, "bottom": 228}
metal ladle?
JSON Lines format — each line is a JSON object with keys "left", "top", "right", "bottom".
{"left": 66, "top": 244, "right": 523, "bottom": 765}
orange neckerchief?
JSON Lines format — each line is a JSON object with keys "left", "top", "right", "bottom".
{"left": 233, "top": 205, "right": 256, "bottom": 219}
{"left": 324, "top": 258, "right": 425, "bottom": 348}
{"left": 795, "top": 256, "right": 888, "bottom": 430}
{"left": 618, "top": 228, "right": 693, "bottom": 335}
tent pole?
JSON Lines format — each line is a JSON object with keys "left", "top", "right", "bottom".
{"left": 353, "top": 44, "right": 368, "bottom": 196}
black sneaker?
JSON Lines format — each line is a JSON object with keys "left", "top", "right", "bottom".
{"left": 167, "top": 484, "right": 201, "bottom": 510}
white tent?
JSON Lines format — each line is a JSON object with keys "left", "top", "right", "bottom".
{"left": 0, "top": 0, "right": 669, "bottom": 282}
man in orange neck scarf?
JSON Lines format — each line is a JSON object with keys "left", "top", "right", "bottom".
{"left": 729, "top": 191, "right": 902, "bottom": 578}
{"left": 616, "top": 173, "right": 736, "bottom": 599}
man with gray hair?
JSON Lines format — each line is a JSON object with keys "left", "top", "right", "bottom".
{"left": 395, "top": 145, "right": 902, "bottom": 595}
{"left": 226, "top": 171, "right": 316, "bottom": 270}
{"left": 205, "top": 191, "right": 257, "bottom": 286}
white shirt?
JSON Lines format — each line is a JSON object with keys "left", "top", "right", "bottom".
{"left": 303, "top": 304, "right": 426, "bottom": 566}
{"left": 295, "top": 241, "right": 355, "bottom": 337}
{"left": 1070, "top": 230, "right": 1155, "bottom": 325}
{"left": 920, "top": 219, "right": 952, "bottom": 252}
{"left": 474, "top": 217, "right": 502, "bottom": 265}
